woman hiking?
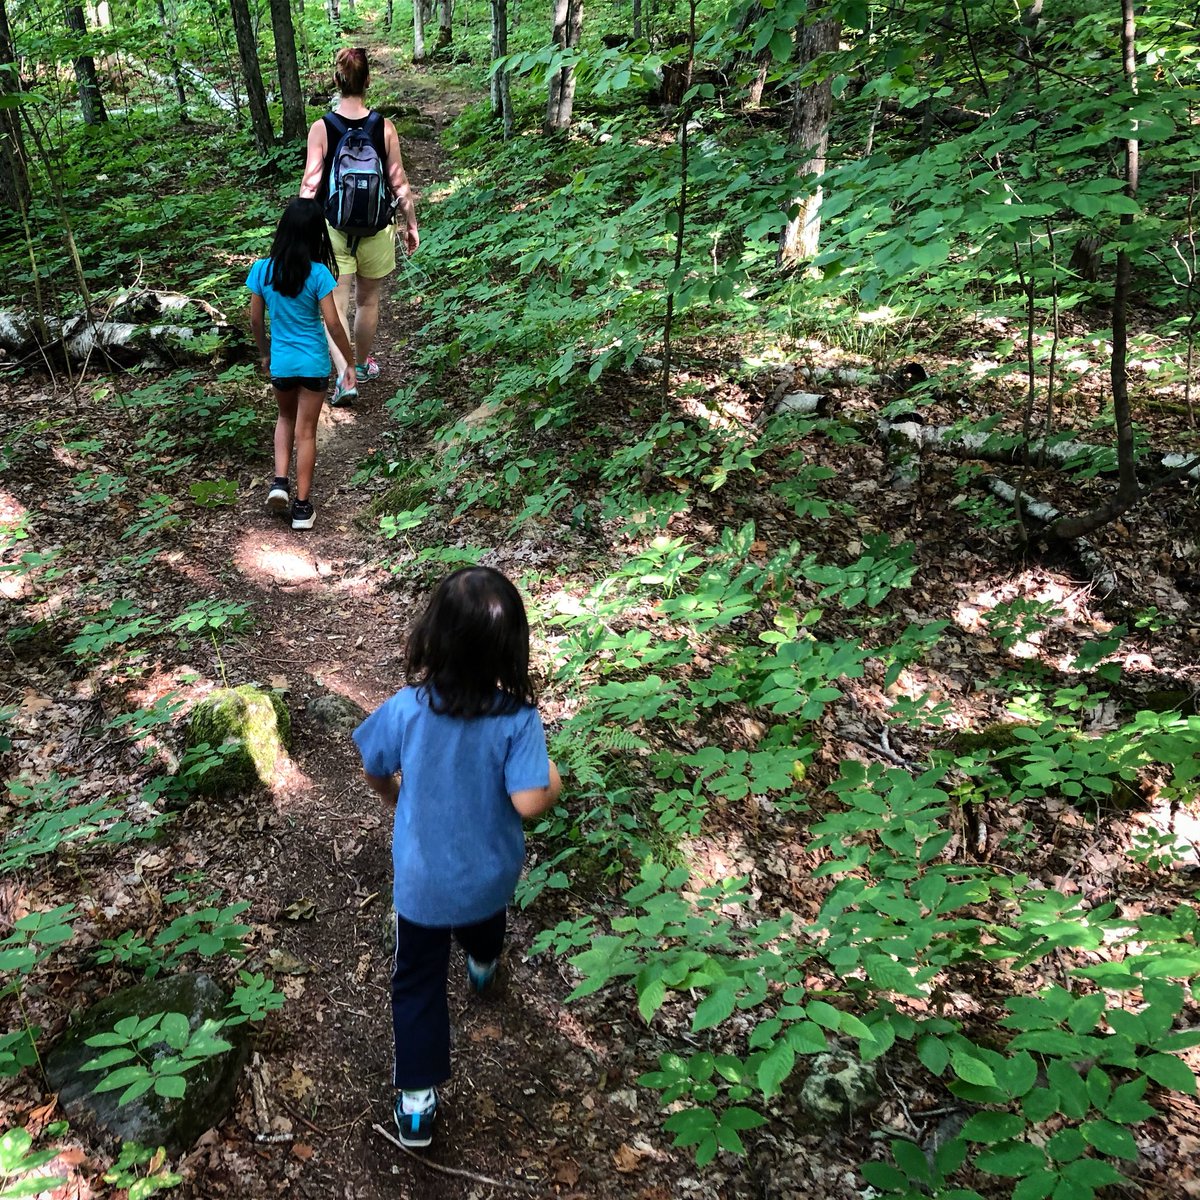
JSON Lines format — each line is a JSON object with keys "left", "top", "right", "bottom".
{"left": 299, "top": 47, "right": 420, "bottom": 405}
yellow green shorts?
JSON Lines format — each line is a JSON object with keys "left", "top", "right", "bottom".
{"left": 327, "top": 223, "right": 396, "bottom": 280}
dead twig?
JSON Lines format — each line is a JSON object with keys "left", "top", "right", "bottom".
{"left": 371, "top": 1122, "right": 542, "bottom": 1192}
{"left": 278, "top": 1098, "right": 326, "bottom": 1136}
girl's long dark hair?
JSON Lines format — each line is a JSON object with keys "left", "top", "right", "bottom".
{"left": 405, "top": 567, "right": 535, "bottom": 718}
{"left": 266, "top": 198, "right": 337, "bottom": 299}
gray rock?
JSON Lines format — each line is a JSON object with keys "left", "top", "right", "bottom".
{"left": 45, "top": 973, "right": 250, "bottom": 1154}
{"left": 307, "top": 693, "right": 368, "bottom": 734}
{"left": 797, "top": 1050, "right": 880, "bottom": 1123}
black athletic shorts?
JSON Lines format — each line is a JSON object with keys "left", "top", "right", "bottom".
{"left": 271, "top": 375, "right": 327, "bottom": 392}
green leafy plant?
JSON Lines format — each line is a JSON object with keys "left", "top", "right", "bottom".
{"left": 167, "top": 600, "right": 252, "bottom": 637}
{"left": 0, "top": 1126, "right": 67, "bottom": 1199}
{"left": 102, "top": 1143, "right": 182, "bottom": 1200}
{"left": 187, "top": 481, "right": 238, "bottom": 508}
{"left": 82, "top": 1012, "right": 233, "bottom": 1105}
{"left": 67, "top": 600, "right": 161, "bottom": 660}
{"left": 96, "top": 892, "right": 252, "bottom": 979}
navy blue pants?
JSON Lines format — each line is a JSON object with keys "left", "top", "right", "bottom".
{"left": 391, "top": 908, "right": 506, "bottom": 1089}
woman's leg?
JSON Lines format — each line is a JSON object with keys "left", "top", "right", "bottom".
{"left": 352, "top": 274, "right": 384, "bottom": 365}
{"left": 273, "top": 385, "right": 299, "bottom": 480}
{"left": 392, "top": 913, "right": 454, "bottom": 1088}
{"left": 293, "top": 386, "right": 325, "bottom": 500}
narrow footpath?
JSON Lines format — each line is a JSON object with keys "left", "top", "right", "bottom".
{"left": 167, "top": 57, "right": 695, "bottom": 1200}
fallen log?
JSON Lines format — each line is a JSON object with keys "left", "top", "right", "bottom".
{"left": 986, "top": 478, "right": 1120, "bottom": 597}
{"left": 0, "top": 289, "right": 230, "bottom": 368}
{"left": 879, "top": 420, "right": 1200, "bottom": 482}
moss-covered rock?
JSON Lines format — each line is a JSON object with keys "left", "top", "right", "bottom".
{"left": 308, "top": 692, "right": 368, "bottom": 734}
{"left": 45, "top": 973, "right": 250, "bottom": 1154}
{"left": 951, "top": 721, "right": 1025, "bottom": 758}
{"left": 185, "top": 685, "right": 290, "bottom": 794}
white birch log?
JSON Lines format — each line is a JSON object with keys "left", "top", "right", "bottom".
{"left": 986, "top": 478, "right": 1120, "bottom": 597}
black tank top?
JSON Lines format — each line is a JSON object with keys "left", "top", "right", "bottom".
{"left": 318, "top": 111, "right": 388, "bottom": 206}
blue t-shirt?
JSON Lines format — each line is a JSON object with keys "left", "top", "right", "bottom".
{"left": 245, "top": 258, "right": 337, "bottom": 378}
{"left": 352, "top": 687, "right": 551, "bottom": 926}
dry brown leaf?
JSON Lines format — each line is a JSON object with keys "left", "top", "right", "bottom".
{"left": 24, "top": 1097, "right": 59, "bottom": 1135}
{"left": 279, "top": 1068, "right": 315, "bottom": 1102}
{"left": 291, "top": 1143, "right": 314, "bottom": 1161}
{"left": 553, "top": 1159, "right": 581, "bottom": 1186}
{"left": 613, "top": 1143, "right": 648, "bottom": 1173}
{"left": 468, "top": 1023, "right": 503, "bottom": 1043}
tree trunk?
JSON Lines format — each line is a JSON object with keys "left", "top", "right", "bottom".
{"left": 413, "top": 0, "right": 432, "bottom": 61}
{"left": 489, "top": 0, "right": 502, "bottom": 111}
{"left": 228, "top": 0, "right": 274, "bottom": 152}
{"left": 660, "top": 0, "right": 696, "bottom": 408}
{"left": 1046, "top": 0, "right": 1140, "bottom": 540}
{"left": 544, "top": 0, "right": 582, "bottom": 133}
{"left": 325, "top": 0, "right": 339, "bottom": 31}
{"left": 631, "top": 0, "right": 640, "bottom": 40}
{"left": 154, "top": 0, "right": 188, "bottom": 118}
{"left": 490, "top": 0, "right": 511, "bottom": 134}
{"left": 746, "top": 48, "right": 770, "bottom": 108}
{"left": 63, "top": 2, "right": 108, "bottom": 125}
{"left": 437, "top": 0, "right": 452, "bottom": 47}
{"left": 269, "top": 0, "right": 306, "bottom": 141}
{"left": 778, "top": 9, "right": 839, "bottom": 266}
{"left": 0, "top": 0, "right": 29, "bottom": 214}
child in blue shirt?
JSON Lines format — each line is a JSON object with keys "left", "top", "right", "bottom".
{"left": 353, "top": 567, "right": 562, "bottom": 1148}
{"left": 247, "top": 198, "right": 357, "bottom": 530}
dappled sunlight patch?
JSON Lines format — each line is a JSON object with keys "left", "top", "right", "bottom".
{"left": 954, "top": 569, "right": 1105, "bottom": 660}
{"left": 236, "top": 539, "right": 323, "bottom": 587}
{"left": 271, "top": 753, "right": 313, "bottom": 808}
{"left": 0, "top": 487, "right": 29, "bottom": 528}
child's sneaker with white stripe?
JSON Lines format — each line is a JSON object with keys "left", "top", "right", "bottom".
{"left": 394, "top": 1087, "right": 437, "bottom": 1148}
{"left": 266, "top": 477, "right": 289, "bottom": 513}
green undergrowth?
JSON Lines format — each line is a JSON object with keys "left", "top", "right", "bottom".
{"left": 358, "top": 40, "right": 1200, "bottom": 1199}
{"left": 1, "top": 355, "right": 288, "bottom": 1188}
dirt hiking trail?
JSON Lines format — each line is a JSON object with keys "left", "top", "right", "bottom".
{"left": 162, "top": 56, "right": 694, "bottom": 1200}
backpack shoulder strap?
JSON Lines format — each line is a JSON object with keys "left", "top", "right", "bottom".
{"left": 325, "top": 111, "right": 348, "bottom": 140}
{"left": 364, "top": 111, "right": 383, "bottom": 134}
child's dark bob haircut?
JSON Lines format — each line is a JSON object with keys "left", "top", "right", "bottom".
{"left": 405, "top": 567, "right": 535, "bottom": 718}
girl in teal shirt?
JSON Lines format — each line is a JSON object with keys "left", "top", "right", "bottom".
{"left": 247, "top": 198, "right": 356, "bottom": 530}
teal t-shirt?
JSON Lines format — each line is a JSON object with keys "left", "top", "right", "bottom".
{"left": 245, "top": 258, "right": 337, "bottom": 378}
{"left": 353, "top": 687, "right": 551, "bottom": 926}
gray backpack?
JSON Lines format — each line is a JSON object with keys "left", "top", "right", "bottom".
{"left": 324, "top": 112, "right": 395, "bottom": 240}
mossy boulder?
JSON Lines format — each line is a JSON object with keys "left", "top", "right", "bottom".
{"left": 185, "top": 684, "right": 290, "bottom": 793}
{"left": 307, "top": 693, "right": 368, "bottom": 734}
{"left": 45, "top": 973, "right": 250, "bottom": 1154}
{"left": 951, "top": 722, "right": 1025, "bottom": 759}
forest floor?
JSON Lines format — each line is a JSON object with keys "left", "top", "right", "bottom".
{"left": 3, "top": 40, "right": 1200, "bottom": 1200}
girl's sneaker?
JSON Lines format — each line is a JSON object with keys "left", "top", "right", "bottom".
{"left": 330, "top": 379, "right": 358, "bottom": 407}
{"left": 466, "top": 955, "right": 499, "bottom": 995}
{"left": 395, "top": 1088, "right": 437, "bottom": 1148}
{"left": 355, "top": 356, "right": 380, "bottom": 383}
{"left": 290, "top": 499, "right": 315, "bottom": 530}
{"left": 266, "top": 478, "right": 289, "bottom": 513}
